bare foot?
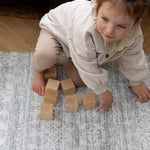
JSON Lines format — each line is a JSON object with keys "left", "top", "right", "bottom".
{"left": 32, "top": 70, "right": 45, "bottom": 95}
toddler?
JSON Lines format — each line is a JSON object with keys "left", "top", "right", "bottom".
{"left": 32, "top": 0, "right": 150, "bottom": 111}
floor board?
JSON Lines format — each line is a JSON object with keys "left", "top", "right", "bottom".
{"left": 0, "top": 16, "right": 40, "bottom": 52}
{"left": 0, "top": 16, "right": 149, "bottom": 53}
{"left": 141, "top": 16, "right": 150, "bottom": 54}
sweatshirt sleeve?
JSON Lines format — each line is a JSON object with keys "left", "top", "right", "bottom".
{"left": 118, "top": 35, "right": 148, "bottom": 86}
{"left": 68, "top": 31, "right": 108, "bottom": 95}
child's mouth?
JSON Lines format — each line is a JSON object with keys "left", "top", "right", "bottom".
{"left": 105, "top": 34, "right": 113, "bottom": 39}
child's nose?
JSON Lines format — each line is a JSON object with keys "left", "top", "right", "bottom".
{"left": 106, "top": 24, "right": 114, "bottom": 35}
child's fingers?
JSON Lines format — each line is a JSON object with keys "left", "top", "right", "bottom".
{"left": 145, "top": 87, "right": 150, "bottom": 93}
{"left": 138, "top": 95, "right": 144, "bottom": 103}
{"left": 104, "top": 105, "right": 109, "bottom": 111}
{"left": 145, "top": 88, "right": 150, "bottom": 100}
{"left": 105, "top": 104, "right": 113, "bottom": 111}
{"left": 97, "top": 104, "right": 103, "bottom": 112}
{"left": 107, "top": 104, "right": 112, "bottom": 108}
{"left": 142, "top": 91, "right": 150, "bottom": 102}
{"left": 144, "top": 91, "right": 150, "bottom": 100}
{"left": 140, "top": 94, "right": 148, "bottom": 103}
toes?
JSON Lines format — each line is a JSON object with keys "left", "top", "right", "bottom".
{"left": 35, "top": 90, "right": 39, "bottom": 95}
{"left": 38, "top": 88, "right": 43, "bottom": 95}
{"left": 32, "top": 86, "right": 37, "bottom": 93}
{"left": 37, "top": 87, "right": 45, "bottom": 95}
{"left": 41, "top": 87, "right": 45, "bottom": 95}
{"left": 37, "top": 88, "right": 41, "bottom": 95}
{"left": 32, "top": 84, "right": 45, "bottom": 95}
{"left": 32, "top": 86, "right": 41, "bottom": 95}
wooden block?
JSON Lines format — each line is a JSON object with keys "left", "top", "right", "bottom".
{"left": 44, "top": 90, "right": 59, "bottom": 106}
{"left": 40, "top": 103, "right": 53, "bottom": 120}
{"left": 65, "top": 95, "right": 78, "bottom": 112}
{"left": 81, "top": 93, "right": 97, "bottom": 110}
{"left": 61, "top": 79, "right": 75, "bottom": 96}
{"left": 46, "top": 79, "right": 60, "bottom": 92}
{"left": 45, "top": 66, "right": 57, "bottom": 82}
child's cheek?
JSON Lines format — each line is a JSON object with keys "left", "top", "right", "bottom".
{"left": 96, "top": 20, "right": 103, "bottom": 33}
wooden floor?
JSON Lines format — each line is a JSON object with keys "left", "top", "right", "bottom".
{"left": 0, "top": 16, "right": 40, "bottom": 52}
{"left": 141, "top": 16, "right": 150, "bottom": 54}
{"left": 0, "top": 15, "right": 150, "bottom": 53}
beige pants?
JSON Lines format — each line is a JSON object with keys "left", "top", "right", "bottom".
{"left": 32, "top": 29, "right": 85, "bottom": 86}
{"left": 32, "top": 29, "right": 62, "bottom": 72}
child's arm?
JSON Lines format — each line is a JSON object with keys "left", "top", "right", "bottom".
{"left": 97, "top": 90, "right": 114, "bottom": 111}
{"left": 130, "top": 82, "right": 150, "bottom": 103}
{"left": 118, "top": 33, "right": 148, "bottom": 88}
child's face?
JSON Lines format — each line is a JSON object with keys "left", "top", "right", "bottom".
{"left": 96, "top": 1, "right": 135, "bottom": 42}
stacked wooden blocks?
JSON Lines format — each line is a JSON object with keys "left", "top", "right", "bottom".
{"left": 44, "top": 79, "right": 60, "bottom": 106}
{"left": 40, "top": 78, "right": 60, "bottom": 120}
{"left": 40, "top": 78, "right": 77, "bottom": 120}
{"left": 61, "top": 79, "right": 78, "bottom": 112}
{"left": 40, "top": 67, "right": 98, "bottom": 120}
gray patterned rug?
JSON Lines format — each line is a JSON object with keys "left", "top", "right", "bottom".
{"left": 0, "top": 51, "right": 150, "bottom": 150}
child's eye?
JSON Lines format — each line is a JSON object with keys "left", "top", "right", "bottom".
{"left": 102, "top": 17, "right": 108, "bottom": 22}
{"left": 117, "top": 25, "right": 126, "bottom": 29}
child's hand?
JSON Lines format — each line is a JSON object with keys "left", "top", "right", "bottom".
{"left": 97, "top": 90, "right": 114, "bottom": 111}
{"left": 130, "top": 82, "right": 150, "bottom": 103}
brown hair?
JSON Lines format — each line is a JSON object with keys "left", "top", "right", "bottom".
{"left": 93, "top": 0, "right": 150, "bottom": 24}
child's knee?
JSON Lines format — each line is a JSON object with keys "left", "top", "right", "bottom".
{"left": 32, "top": 49, "right": 56, "bottom": 71}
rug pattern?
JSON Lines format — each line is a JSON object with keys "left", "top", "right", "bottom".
{"left": 0, "top": 52, "right": 150, "bottom": 150}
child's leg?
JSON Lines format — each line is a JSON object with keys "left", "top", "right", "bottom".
{"left": 66, "top": 58, "right": 85, "bottom": 87}
{"left": 32, "top": 29, "right": 62, "bottom": 95}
